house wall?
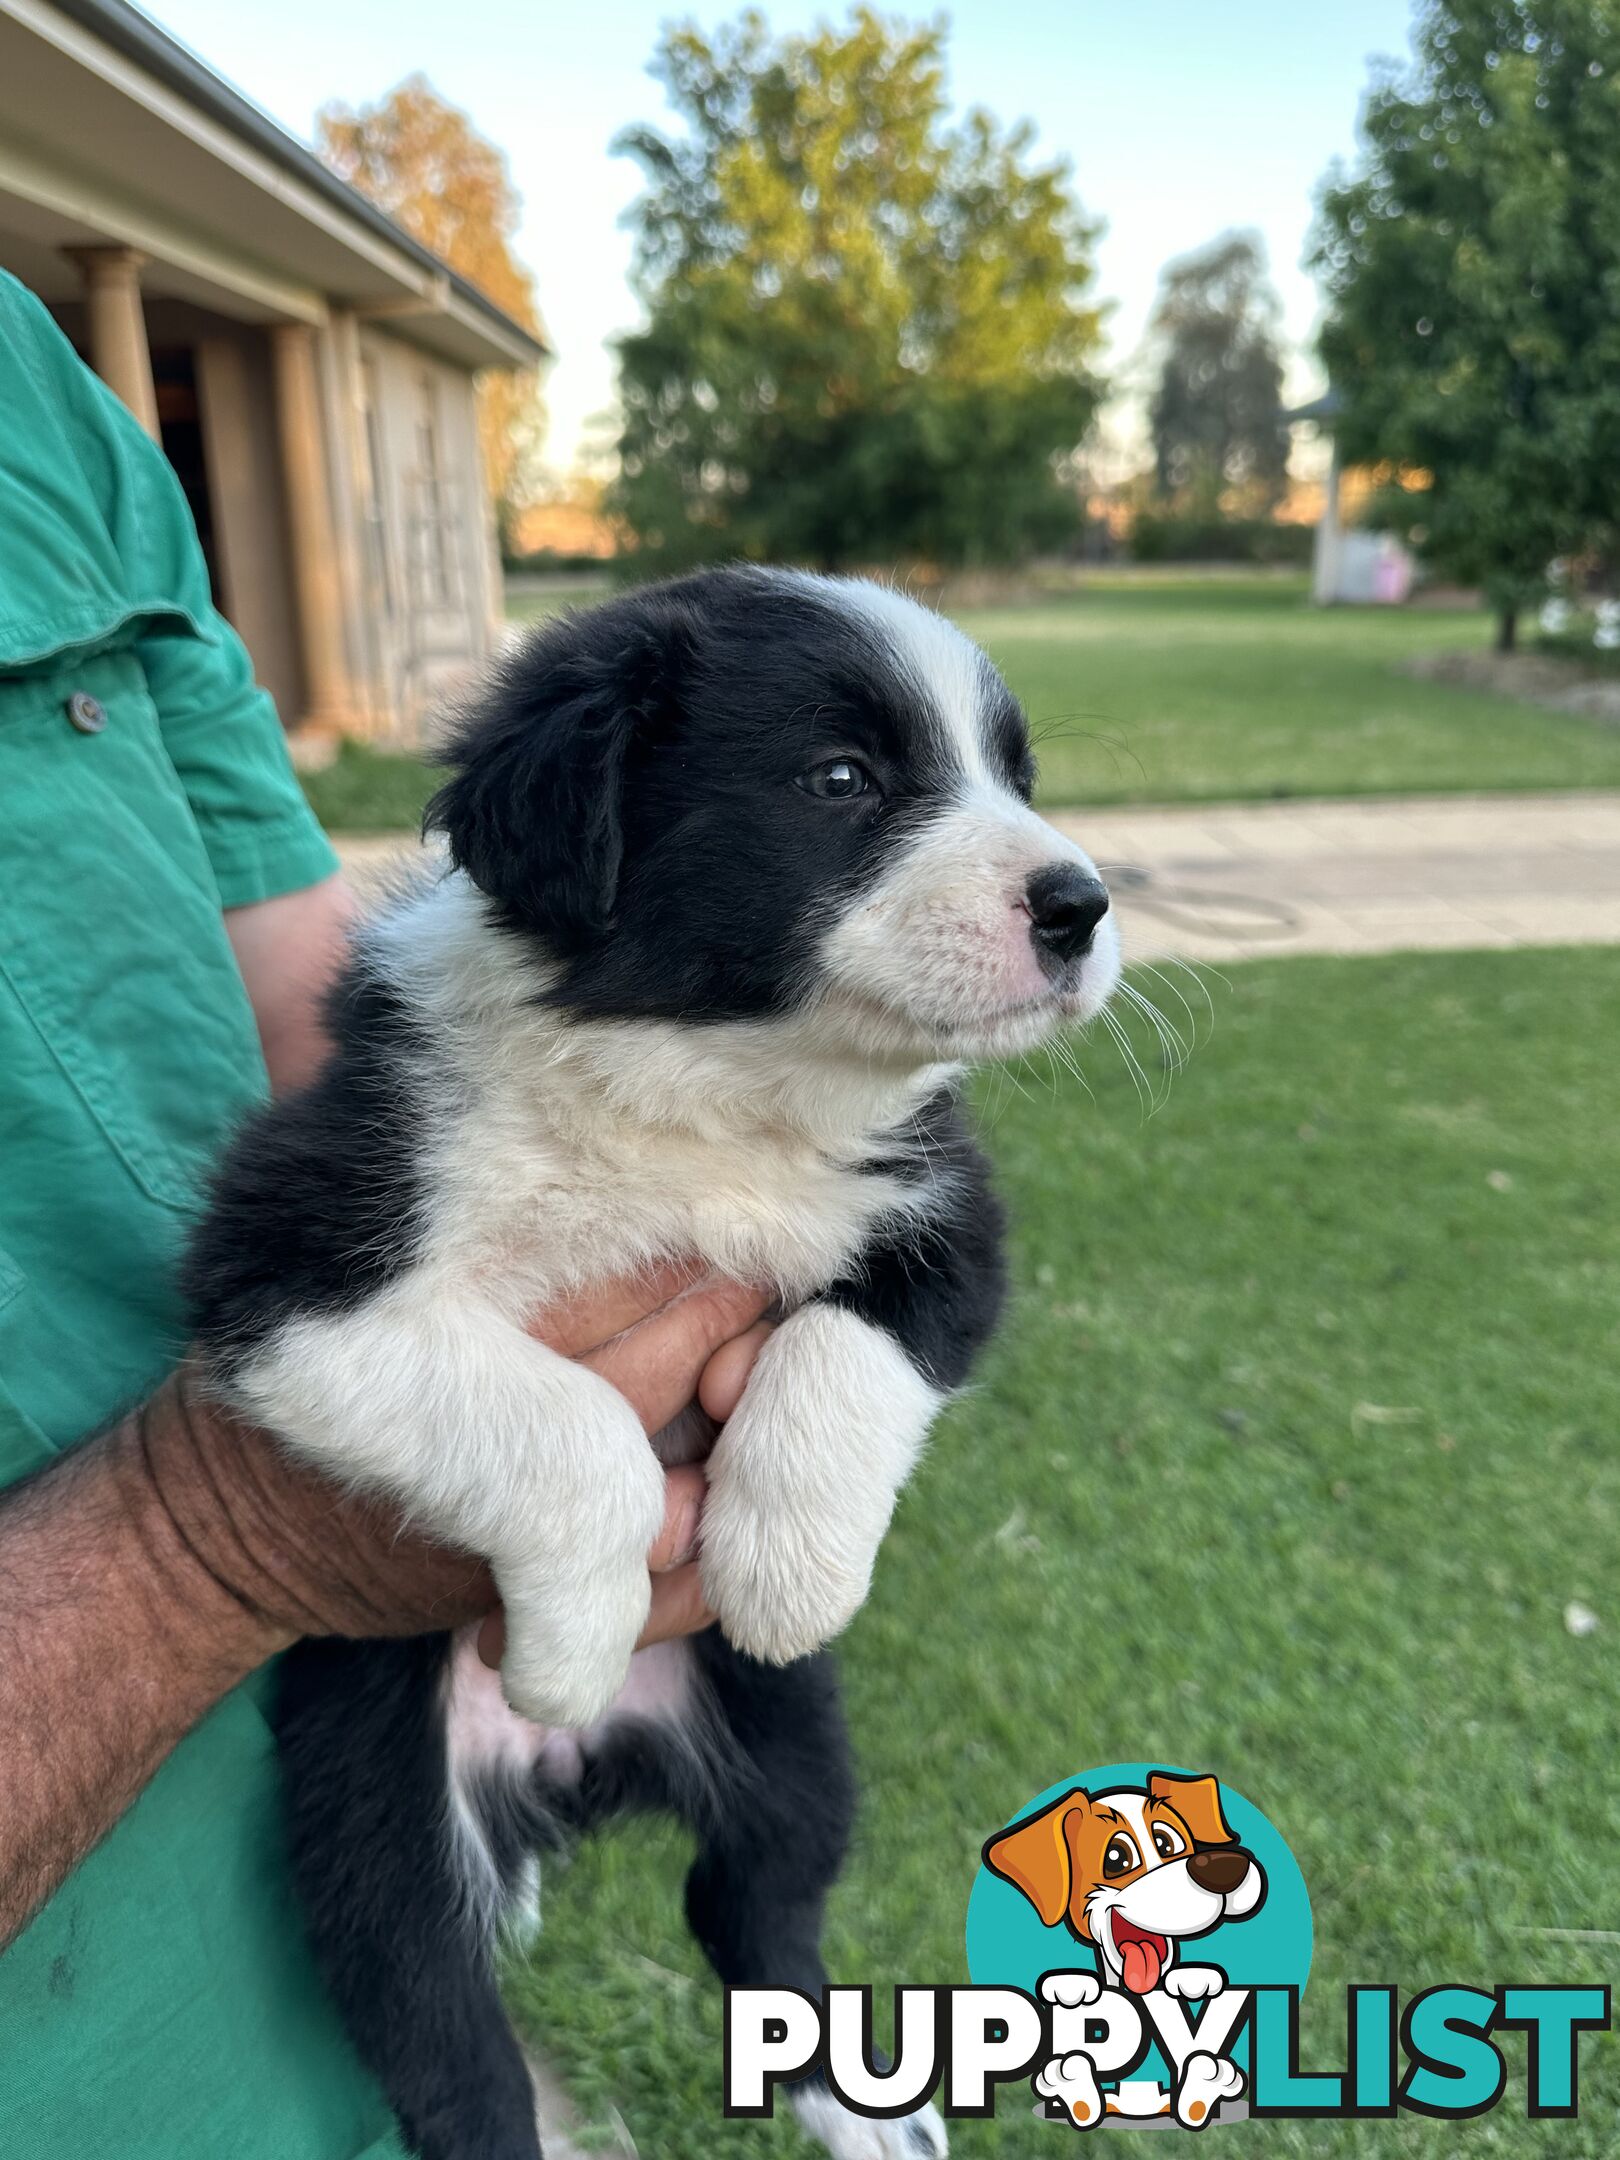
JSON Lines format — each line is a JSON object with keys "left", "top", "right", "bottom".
{"left": 192, "top": 326, "right": 303, "bottom": 724}
{"left": 353, "top": 327, "right": 500, "bottom": 748}
{"left": 44, "top": 291, "right": 306, "bottom": 725}
{"left": 15, "top": 271, "right": 507, "bottom": 749}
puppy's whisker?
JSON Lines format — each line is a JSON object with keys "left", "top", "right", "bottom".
{"left": 1130, "top": 961, "right": 1206, "bottom": 1054}
{"left": 1048, "top": 1027, "right": 1096, "bottom": 1105}
{"left": 1117, "top": 981, "right": 1188, "bottom": 1078}
{"left": 1025, "top": 714, "right": 1147, "bottom": 787}
{"left": 1099, "top": 1007, "right": 1150, "bottom": 1115}
{"left": 979, "top": 1065, "right": 1012, "bottom": 1132}
{"left": 1170, "top": 951, "right": 1233, "bottom": 1004}
{"left": 1108, "top": 1003, "right": 1167, "bottom": 1117}
{"left": 1154, "top": 955, "right": 1223, "bottom": 1039}
{"left": 996, "top": 1056, "right": 1036, "bottom": 1108}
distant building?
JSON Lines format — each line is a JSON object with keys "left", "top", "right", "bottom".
{"left": 1286, "top": 390, "right": 1416, "bottom": 607}
{"left": 0, "top": 0, "right": 547, "bottom": 746}
{"left": 508, "top": 494, "right": 621, "bottom": 564}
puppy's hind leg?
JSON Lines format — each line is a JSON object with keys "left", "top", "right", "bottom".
{"left": 274, "top": 1635, "right": 544, "bottom": 2160}
{"left": 676, "top": 1635, "right": 946, "bottom": 2160}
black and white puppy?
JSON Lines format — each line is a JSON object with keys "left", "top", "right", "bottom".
{"left": 186, "top": 566, "right": 1120, "bottom": 2160}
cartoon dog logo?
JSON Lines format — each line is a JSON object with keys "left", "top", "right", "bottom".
{"left": 983, "top": 1771, "right": 1267, "bottom": 2129}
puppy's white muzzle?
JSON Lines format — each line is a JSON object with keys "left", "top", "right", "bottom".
{"left": 818, "top": 788, "right": 1120, "bottom": 1057}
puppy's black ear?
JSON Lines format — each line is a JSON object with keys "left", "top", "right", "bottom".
{"left": 426, "top": 601, "right": 684, "bottom": 946}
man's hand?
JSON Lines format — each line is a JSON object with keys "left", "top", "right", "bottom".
{"left": 0, "top": 1265, "right": 770, "bottom": 1948}
{"left": 136, "top": 1262, "right": 770, "bottom": 1672}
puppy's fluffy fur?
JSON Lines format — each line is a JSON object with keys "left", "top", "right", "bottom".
{"left": 186, "top": 566, "right": 1119, "bottom": 2160}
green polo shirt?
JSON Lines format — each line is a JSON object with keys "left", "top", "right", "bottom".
{"left": 0, "top": 273, "right": 406, "bottom": 2158}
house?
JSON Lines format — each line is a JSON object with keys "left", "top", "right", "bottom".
{"left": 0, "top": 0, "right": 547, "bottom": 746}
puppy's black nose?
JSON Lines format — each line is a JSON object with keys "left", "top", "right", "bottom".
{"left": 1026, "top": 863, "right": 1110, "bottom": 964}
{"left": 1187, "top": 1847, "right": 1251, "bottom": 1897}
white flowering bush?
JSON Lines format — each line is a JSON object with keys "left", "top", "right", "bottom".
{"left": 1534, "top": 564, "right": 1620, "bottom": 666}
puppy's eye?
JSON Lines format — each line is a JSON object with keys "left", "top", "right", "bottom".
{"left": 1102, "top": 1834, "right": 1141, "bottom": 1879}
{"left": 797, "top": 758, "right": 873, "bottom": 801}
{"left": 1152, "top": 1824, "right": 1186, "bottom": 1860}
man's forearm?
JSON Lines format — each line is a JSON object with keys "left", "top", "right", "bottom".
{"left": 0, "top": 1280, "right": 764, "bottom": 1949}
{"left": 0, "top": 1402, "right": 279, "bottom": 1948}
{"left": 0, "top": 1359, "right": 498, "bottom": 1949}
{"left": 224, "top": 872, "right": 357, "bottom": 1095}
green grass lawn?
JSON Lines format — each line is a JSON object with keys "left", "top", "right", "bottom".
{"left": 300, "top": 576, "right": 1620, "bottom": 832}
{"left": 955, "top": 577, "right": 1620, "bottom": 805}
{"left": 502, "top": 946, "right": 1620, "bottom": 2156}
{"left": 505, "top": 578, "right": 613, "bottom": 626}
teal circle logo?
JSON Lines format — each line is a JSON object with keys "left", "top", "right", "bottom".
{"left": 966, "top": 1764, "right": 1311, "bottom": 2124}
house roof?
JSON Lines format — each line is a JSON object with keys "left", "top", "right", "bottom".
{"left": 0, "top": 0, "right": 548, "bottom": 372}
{"left": 1284, "top": 388, "right": 1343, "bottom": 425}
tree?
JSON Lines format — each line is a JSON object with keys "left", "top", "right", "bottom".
{"left": 1148, "top": 232, "right": 1289, "bottom": 513}
{"left": 317, "top": 76, "right": 548, "bottom": 543}
{"left": 1312, "top": 0, "right": 1620, "bottom": 650}
{"left": 611, "top": 9, "right": 1105, "bottom": 572}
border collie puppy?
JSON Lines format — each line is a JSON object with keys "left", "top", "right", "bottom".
{"left": 186, "top": 566, "right": 1119, "bottom": 2160}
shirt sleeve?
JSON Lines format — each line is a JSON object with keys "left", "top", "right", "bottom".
{"left": 11, "top": 286, "right": 339, "bottom": 909}
{"left": 138, "top": 600, "right": 342, "bottom": 912}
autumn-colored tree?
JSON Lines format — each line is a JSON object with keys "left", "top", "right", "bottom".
{"left": 317, "top": 74, "right": 547, "bottom": 542}
{"left": 612, "top": 10, "right": 1105, "bottom": 571}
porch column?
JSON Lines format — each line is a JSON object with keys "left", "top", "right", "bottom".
{"left": 1313, "top": 435, "right": 1343, "bottom": 607}
{"left": 64, "top": 245, "right": 159, "bottom": 440}
{"left": 269, "top": 322, "right": 357, "bottom": 734}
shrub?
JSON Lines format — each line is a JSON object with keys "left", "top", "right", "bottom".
{"left": 1128, "top": 513, "right": 1313, "bottom": 566}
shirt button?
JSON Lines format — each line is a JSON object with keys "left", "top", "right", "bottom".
{"left": 66, "top": 690, "right": 106, "bottom": 734}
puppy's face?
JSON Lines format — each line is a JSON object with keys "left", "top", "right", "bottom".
{"left": 431, "top": 568, "right": 1118, "bottom": 1064}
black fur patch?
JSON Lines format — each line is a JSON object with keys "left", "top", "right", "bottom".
{"left": 838, "top": 1091, "right": 1007, "bottom": 1389}
{"left": 275, "top": 1630, "right": 859, "bottom": 2160}
{"left": 183, "top": 960, "right": 431, "bottom": 1369}
{"left": 275, "top": 1636, "right": 542, "bottom": 2160}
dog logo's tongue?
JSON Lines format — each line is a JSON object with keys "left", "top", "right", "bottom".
{"left": 1113, "top": 1918, "right": 1167, "bottom": 1994}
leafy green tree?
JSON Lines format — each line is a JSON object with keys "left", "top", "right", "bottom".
{"left": 1312, "top": 0, "right": 1620, "bottom": 649}
{"left": 1148, "top": 232, "right": 1290, "bottom": 513}
{"left": 611, "top": 9, "right": 1105, "bottom": 571}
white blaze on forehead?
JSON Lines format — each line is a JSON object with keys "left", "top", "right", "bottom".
{"left": 781, "top": 570, "right": 999, "bottom": 788}
{"left": 767, "top": 565, "right": 1119, "bottom": 1056}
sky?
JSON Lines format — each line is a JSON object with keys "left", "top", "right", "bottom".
{"left": 145, "top": 0, "right": 1422, "bottom": 479}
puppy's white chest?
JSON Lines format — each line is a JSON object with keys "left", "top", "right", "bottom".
{"left": 446, "top": 1111, "right": 905, "bottom": 1301}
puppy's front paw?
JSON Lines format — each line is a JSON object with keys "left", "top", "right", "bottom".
{"left": 500, "top": 1627, "right": 636, "bottom": 1730}
{"left": 700, "top": 1473, "right": 870, "bottom": 1665}
{"left": 496, "top": 1473, "right": 662, "bottom": 1726}
{"left": 499, "top": 1579, "right": 647, "bottom": 1728}
{"left": 699, "top": 1304, "right": 940, "bottom": 1666}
